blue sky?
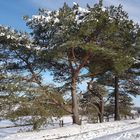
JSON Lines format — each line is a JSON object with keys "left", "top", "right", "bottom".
{"left": 0, "top": 0, "right": 140, "bottom": 31}
{"left": 0, "top": 0, "right": 140, "bottom": 106}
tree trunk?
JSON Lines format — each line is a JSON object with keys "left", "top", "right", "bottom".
{"left": 114, "top": 76, "right": 120, "bottom": 121}
{"left": 71, "top": 76, "right": 81, "bottom": 125}
{"left": 99, "top": 97, "right": 104, "bottom": 123}
{"left": 98, "top": 114, "right": 103, "bottom": 123}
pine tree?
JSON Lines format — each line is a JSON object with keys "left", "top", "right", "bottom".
{"left": 24, "top": 1, "right": 140, "bottom": 124}
{"left": 0, "top": 25, "right": 67, "bottom": 129}
{"left": 81, "top": 81, "right": 106, "bottom": 123}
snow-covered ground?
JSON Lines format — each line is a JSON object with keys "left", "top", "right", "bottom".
{"left": 94, "top": 127, "right": 140, "bottom": 140}
{"left": 1, "top": 117, "right": 140, "bottom": 140}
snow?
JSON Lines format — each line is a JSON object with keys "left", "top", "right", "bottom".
{"left": 54, "top": 18, "right": 60, "bottom": 23}
{"left": 95, "top": 127, "right": 140, "bottom": 140}
{"left": 32, "top": 15, "right": 51, "bottom": 22}
{"left": 131, "top": 110, "right": 138, "bottom": 115}
{"left": 1, "top": 117, "right": 140, "bottom": 140}
{"left": 26, "top": 45, "right": 31, "bottom": 49}
{"left": 32, "top": 12, "right": 60, "bottom": 25}
{"left": 116, "top": 129, "right": 140, "bottom": 140}
{"left": 0, "top": 120, "right": 14, "bottom": 128}
{"left": 29, "top": 3, "right": 109, "bottom": 26}
{"left": 6, "top": 35, "right": 11, "bottom": 39}
{"left": 73, "top": 2, "right": 78, "bottom": 6}
{"left": 78, "top": 7, "right": 89, "bottom": 13}
{"left": 101, "top": 7, "right": 106, "bottom": 12}
{"left": 0, "top": 32, "right": 5, "bottom": 36}
{"left": 135, "top": 59, "right": 140, "bottom": 64}
{"left": 0, "top": 25, "right": 29, "bottom": 42}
